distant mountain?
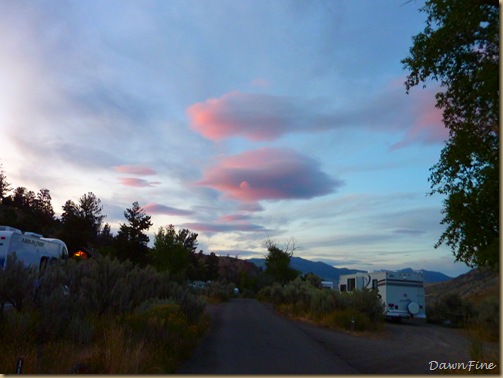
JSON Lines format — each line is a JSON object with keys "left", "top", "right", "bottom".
{"left": 425, "top": 267, "right": 499, "bottom": 304}
{"left": 248, "top": 257, "right": 453, "bottom": 285}
{"left": 249, "top": 257, "right": 365, "bottom": 284}
{"left": 396, "top": 267, "right": 452, "bottom": 284}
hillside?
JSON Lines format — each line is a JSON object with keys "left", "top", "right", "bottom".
{"left": 248, "top": 256, "right": 452, "bottom": 284}
{"left": 425, "top": 267, "right": 499, "bottom": 304}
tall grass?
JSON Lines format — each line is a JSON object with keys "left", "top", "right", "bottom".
{"left": 0, "top": 255, "right": 208, "bottom": 373}
{"left": 258, "top": 277, "right": 385, "bottom": 332}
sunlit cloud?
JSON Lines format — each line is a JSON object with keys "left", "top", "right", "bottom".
{"left": 197, "top": 147, "right": 341, "bottom": 203}
{"left": 390, "top": 97, "right": 447, "bottom": 150}
{"left": 250, "top": 78, "right": 270, "bottom": 88}
{"left": 119, "top": 178, "right": 161, "bottom": 187}
{"left": 187, "top": 91, "right": 323, "bottom": 141}
{"left": 187, "top": 85, "right": 448, "bottom": 150}
{"left": 143, "top": 203, "right": 194, "bottom": 216}
{"left": 113, "top": 165, "right": 157, "bottom": 175}
{"left": 181, "top": 222, "right": 270, "bottom": 234}
{"left": 219, "top": 214, "right": 252, "bottom": 222}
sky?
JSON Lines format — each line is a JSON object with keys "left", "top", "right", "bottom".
{"left": 0, "top": 0, "right": 472, "bottom": 277}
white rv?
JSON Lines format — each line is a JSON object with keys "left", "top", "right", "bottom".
{"left": 339, "top": 270, "right": 426, "bottom": 319}
{"left": 321, "top": 281, "right": 334, "bottom": 289}
{"left": 0, "top": 226, "right": 69, "bottom": 270}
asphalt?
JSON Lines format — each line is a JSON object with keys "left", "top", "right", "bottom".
{"left": 177, "top": 297, "right": 498, "bottom": 374}
{"left": 176, "top": 298, "right": 359, "bottom": 374}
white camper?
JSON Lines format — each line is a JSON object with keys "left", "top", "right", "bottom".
{"left": 0, "top": 226, "right": 69, "bottom": 270}
{"left": 321, "top": 281, "right": 334, "bottom": 290}
{"left": 339, "top": 270, "right": 426, "bottom": 319}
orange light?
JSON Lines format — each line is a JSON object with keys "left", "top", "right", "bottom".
{"left": 73, "top": 251, "right": 88, "bottom": 259}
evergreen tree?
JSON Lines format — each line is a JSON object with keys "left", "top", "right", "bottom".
{"left": 115, "top": 202, "right": 152, "bottom": 266}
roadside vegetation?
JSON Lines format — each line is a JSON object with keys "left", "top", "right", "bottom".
{"left": 0, "top": 168, "right": 266, "bottom": 373}
{"left": 425, "top": 270, "right": 499, "bottom": 372}
{"left": 258, "top": 277, "right": 385, "bottom": 332}
{"left": 0, "top": 254, "right": 209, "bottom": 373}
{"left": 257, "top": 239, "right": 385, "bottom": 332}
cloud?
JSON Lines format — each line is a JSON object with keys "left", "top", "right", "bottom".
{"left": 181, "top": 222, "right": 270, "bottom": 234}
{"left": 119, "top": 178, "right": 161, "bottom": 187}
{"left": 389, "top": 97, "right": 447, "bottom": 150}
{"left": 143, "top": 203, "right": 194, "bottom": 216}
{"left": 113, "top": 165, "right": 157, "bottom": 175}
{"left": 187, "top": 85, "right": 449, "bottom": 149}
{"left": 250, "top": 78, "right": 270, "bottom": 88}
{"left": 393, "top": 229, "right": 426, "bottom": 236}
{"left": 197, "top": 147, "right": 341, "bottom": 202}
{"left": 219, "top": 214, "right": 252, "bottom": 222}
{"left": 187, "top": 91, "right": 325, "bottom": 141}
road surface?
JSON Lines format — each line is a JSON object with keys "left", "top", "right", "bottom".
{"left": 177, "top": 298, "right": 358, "bottom": 374}
{"left": 177, "top": 298, "right": 495, "bottom": 374}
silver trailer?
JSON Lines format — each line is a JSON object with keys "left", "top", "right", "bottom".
{"left": 0, "top": 226, "right": 68, "bottom": 269}
{"left": 339, "top": 270, "right": 426, "bottom": 319}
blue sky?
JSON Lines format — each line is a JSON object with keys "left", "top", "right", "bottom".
{"left": 0, "top": 0, "right": 471, "bottom": 277}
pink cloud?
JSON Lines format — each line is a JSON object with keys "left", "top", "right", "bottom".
{"left": 119, "top": 178, "right": 160, "bottom": 187}
{"left": 113, "top": 165, "right": 157, "bottom": 175}
{"left": 143, "top": 203, "right": 194, "bottom": 216}
{"left": 219, "top": 214, "right": 251, "bottom": 222}
{"left": 187, "top": 91, "right": 309, "bottom": 141}
{"left": 197, "top": 147, "right": 340, "bottom": 202}
{"left": 250, "top": 78, "right": 270, "bottom": 88}
{"left": 181, "top": 222, "right": 269, "bottom": 234}
{"left": 390, "top": 92, "right": 448, "bottom": 150}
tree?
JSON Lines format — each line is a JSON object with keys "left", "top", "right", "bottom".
{"left": 115, "top": 201, "right": 152, "bottom": 266}
{"left": 264, "top": 238, "right": 299, "bottom": 284}
{"left": 150, "top": 224, "right": 198, "bottom": 280}
{"left": 402, "top": 0, "right": 499, "bottom": 270}
{"left": 60, "top": 192, "right": 105, "bottom": 253}
{"left": 0, "top": 164, "right": 11, "bottom": 203}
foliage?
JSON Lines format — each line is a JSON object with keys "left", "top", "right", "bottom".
{"left": 264, "top": 238, "right": 299, "bottom": 284}
{"left": 0, "top": 186, "right": 57, "bottom": 235}
{"left": 402, "top": 0, "right": 499, "bottom": 270}
{"left": 201, "top": 280, "right": 236, "bottom": 303}
{"left": 427, "top": 292, "right": 477, "bottom": 328}
{"left": 0, "top": 164, "right": 11, "bottom": 202}
{"left": 258, "top": 278, "right": 384, "bottom": 331}
{"left": 150, "top": 225, "right": 198, "bottom": 280}
{"left": 303, "top": 272, "right": 323, "bottom": 288}
{"left": 114, "top": 201, "right": 153, "bottom": 266}
{"left": 0, "top": 256, "right": 208, "bottom": 373}
{"left": 60, "top": 192, "right": 105, "bottom": 253}
{"left": 0, "top": 254, "right": 37, "bottom": 313}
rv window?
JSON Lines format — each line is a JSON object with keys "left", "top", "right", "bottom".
{"left": 372, "top": 279, "right": 378, "bottom": 290}
{"left": 340, "top": 284, "right": 346, "bottom": 292}
{"left": 347, "top": 278, "right": 355, "bottom": 292}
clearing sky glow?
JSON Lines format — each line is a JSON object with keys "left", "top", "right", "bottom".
{"left": 0, "top": 0, "right": 471, "bottom": 277}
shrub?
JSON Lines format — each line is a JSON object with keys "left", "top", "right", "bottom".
{"left": 258, "top": 281, "right": 385, "bottom": 332}
{"left": 0, "top": 254, "right": 37, "bottom": 312}
{"left": 309, "top": 289, "right": 336, "bottom": 316}
{"left": 426, "top": 293, "right": 476, "bottom": 327}
{"left": 344, "top": 289, "right": 385, "bottom": 323}
{"left": 203, "top": 281, "right": 235, "bottom": 303}
{"left": 473, "top": 296, "right": 499, "bottom": 342}
{"left": 0, "top": 255, "right": 208, "bottom": 373}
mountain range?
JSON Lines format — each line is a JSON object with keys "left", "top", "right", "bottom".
{"left": 248, "top": 256, "right": 453, "bottom": 285}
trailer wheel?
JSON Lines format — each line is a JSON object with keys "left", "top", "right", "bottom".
{"left": 408, "top": 302, "right": 420, "bottom": 315}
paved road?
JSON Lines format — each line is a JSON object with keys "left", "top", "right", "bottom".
{"left": 177, "top": 298, "right": 496, "bottom": 374}
{"left": 176, "top": 298, "right": 358, "bottom": 374}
